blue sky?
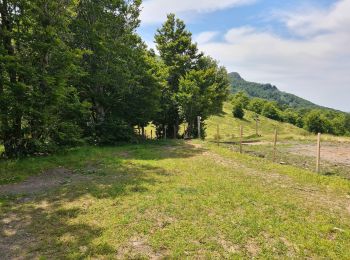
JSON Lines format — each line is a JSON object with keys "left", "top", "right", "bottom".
{"left": 138, "top": 0, "right": 350, "bottom": 111}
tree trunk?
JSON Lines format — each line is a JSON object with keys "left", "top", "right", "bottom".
{"left": 141, "top": 126, "right": 145, "bottom": 139}
{"left": 95, "top": 101, "right": 106, "bottom": 125}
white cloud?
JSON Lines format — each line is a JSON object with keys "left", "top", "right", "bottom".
{"left": 280, "top": 0, "right": 350, "bottom": 37}
{"left": 194, "top": 31, "right": 219, "bottom": 44}
{"left": 198, "top": 0, "right": 350, "bottom": 111}
{"left": 140, "top": 0, "right": 256, "bottom": 24}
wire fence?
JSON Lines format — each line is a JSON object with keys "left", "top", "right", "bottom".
{"left": 212, "top": 125, "right": 350, "bottom": 180}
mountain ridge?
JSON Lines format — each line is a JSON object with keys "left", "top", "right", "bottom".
{"left": 229, "top": 72, "right": 322, "bottom": 110}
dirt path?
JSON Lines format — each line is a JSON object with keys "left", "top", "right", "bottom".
{"left": 288, "top": 143, "right": 350, "bottom": 166}
{"left": 0, "top": 167, "right": 88, "bottom": 196}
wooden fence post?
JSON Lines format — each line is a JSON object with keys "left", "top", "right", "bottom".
{"left": 316, "top": 133, "right": 321, "bottom": 173}
{"left": 164, "top": 125, "right": 167, "bottom": 140}
{"left": 197, "top": 116, "right": 201, "bottom": 139}
{"left": 273, "top": 129, "right": 278, "bottom": 162}
{"left": 240, "top": 125, "right": 243, "bottom": 154}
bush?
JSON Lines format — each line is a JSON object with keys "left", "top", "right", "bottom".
{"left": 262, "top": 102, "right": 281, "bottom": 121}
{"left": 304, "top": 110, "right": 332, "bottom": 134}
{"left": 232, "top": 91, "right": 249, "bottom": 108}
{"left": 232, "top": 102, "right": 245, "bottom": 119}
{"left": 283, "top": 109, "right": 298, "bottom": 125}
{"left": 248, "top": 98, "right": 265, "bottom": 114}
{"left": 95, "top": 118, "right": 135, "bottom": 145}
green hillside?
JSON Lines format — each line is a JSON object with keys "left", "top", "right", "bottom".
{"left": 206, "top": 102, "right": 309, "bottom": 142}
{"left": 229, "top": 72, "right": 319, "bottom": 109}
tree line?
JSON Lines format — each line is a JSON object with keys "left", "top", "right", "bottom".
{"left": 0, "top": 1, "right": 229, "bottom": 157}
{"left": 232, "top": 92, "right": 350, "bottom": 135}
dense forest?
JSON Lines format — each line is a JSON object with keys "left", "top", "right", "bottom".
{"left": 0, "top": 1, "right": 229, "bottom": 157}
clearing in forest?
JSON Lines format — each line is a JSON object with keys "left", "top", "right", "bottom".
{"left": 1, "top": 140, "right": 350, "bottom": 259}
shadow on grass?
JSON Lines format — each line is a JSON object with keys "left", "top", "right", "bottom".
{"left": 0, "top": 140, "right": 204, "bottom": 185}
{"left": 0, "top": 140, "right": 205, "bottom": 258}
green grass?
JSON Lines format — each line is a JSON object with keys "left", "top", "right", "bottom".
{"left": 206, "top": 102, "right": 309, "bottom": 142}
{"left": 204, "top": 102, "right": 350, "bottom": 179}
{"left": 1, "top": 140, "right": 350, "bottom": 259}
{"left": 206, "top": 102, "right": 350, "bottom": 143}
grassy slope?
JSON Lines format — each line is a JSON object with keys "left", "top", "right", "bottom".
{"left": 206, "top": 102, "right": 350, "bottom": 143}
{"left": 1, "top": 141, "right": 350, "bottom": 258}
{"left": 206, "top": 102, "right": 309, "bottom": 142}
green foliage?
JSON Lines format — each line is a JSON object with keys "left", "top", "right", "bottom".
{"left": 0, "top": 6, "right": 230, "bottom": 157}
{"left": 0, "top": 0, "right": 165, "bottom": 157}
{"left": 1, "top": 2, "right": 348, "bottom": 158}
{"left": 230, "top": 73, "right": 349, "bottom": 136}
{"left": 331, "top": 114, "right": 347, "bottom": 136}
{"left": 0, "top": 0, "right": 88, "bottom": 157}
{"left": 248, "top": 98, "right": 266, "bottom": 114}
{"left": 177, "top": 56, "right": 230, "bottom": 137}
{"left": 72, "top": 0, "right": 160, "bottom": 144}
{"left": 304, "top": 110, "right": 332, "bottom": 134}
{"left": 282, "top": 108, "right": 298, "bottom": 125}
{"left": 232, "top": 102, "right": 245, "bottom": 119}
{"left": 154, "top": 14, "right": 202, "bottom": 138}
{"left": 232, "top": 91, "right": 250, "bottom": 108}
{"left": 262, "top": 102, "right": 281, "bottom": 121}
{"left": 345, "top": 114, "right": 350, "bottom": 134}
{"left": 229, "top": 72, "right": 319, "bottom": 109}
{"left": 155, "top": 15, "right": 228, "bottom": 139}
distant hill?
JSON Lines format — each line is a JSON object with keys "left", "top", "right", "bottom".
{"left": 229, "top": 72, "right": 320, "bottom": 109}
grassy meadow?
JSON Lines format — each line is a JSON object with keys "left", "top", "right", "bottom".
{"left": 206, "top": 102, "right": 350, "bottom": 143}
{"left": 206, "top": 102, "right": 309, "bottom": 142}
{"left": 1, "top": 140, "right": 350, "bottom": 259}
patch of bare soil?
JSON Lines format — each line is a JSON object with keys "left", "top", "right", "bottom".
{"left": 288, "top": 143, "right": 350, "bottom": 166}
{"left": 243, "top": 141, "right": 273, "bottom": 146}
{"left": 245, "top": 238, "right": 260, "bottom": 257}
{"left": 0, "top": 167, "right": 87, "bottom": 196}
{"left": 0, "top": 212, "right": 37, "bottom": 260}
{"left": 117, "top": 237, "right": 168, "bottom": 259}
{"left": 189, "top": 142, "right": 203, "bottom": 149}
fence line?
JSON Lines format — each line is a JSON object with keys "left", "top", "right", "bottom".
{"left": 209, "top": 125, "right": 326, "bottom": 174}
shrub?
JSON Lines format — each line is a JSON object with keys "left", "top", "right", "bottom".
{"left": 232, "top": 102, "right": 245, "bottom": 119}
{"left": 248, "top": 98, "right": 265, "bottom": 114}
{"left": 262, "top": 102, "right": 281, "bottom": 121}
{"left": 304, "top": 110, "right": 332, "bottom": 134}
